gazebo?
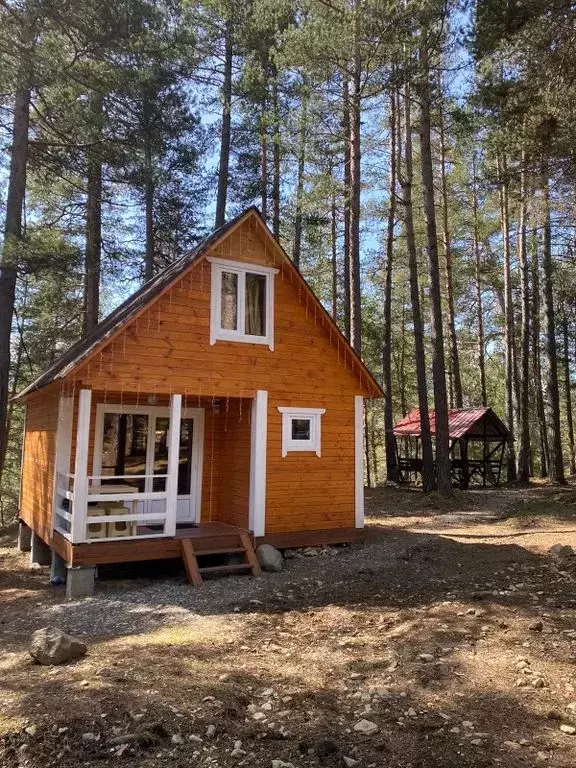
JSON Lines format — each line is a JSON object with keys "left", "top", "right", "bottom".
{"left": 393, "top": 407, "right": 510, "bottom": 488}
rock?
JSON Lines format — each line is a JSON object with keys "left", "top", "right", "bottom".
{"left": 82, "top": 732, "right": 97, "bottom": 741}
{"left": 29, "top": 627, "right": 87, "bottom": 666}
{"left": 343, "top": 758, "right": 359, "bottom": 767}
{"left": 353, "top": 719, "right": 379, "bottom": 736}
{"left": 171, "top": 734, "right": 184, "bottom": 745}
{"left": 24, "top": 725, "right": 38, "bottom": 736}
{"left": 206, "top": 724, "right": 216, "bottom": 738}
{"left": 271, "top": 761, "right": 295, "bottom": 768}
{"left": 256, "top": 545, "right": 284, "bottom": 573}
{"left": 532, "top": 677, "right": 546, "bottom": 688}
{"left": 231, "top": 740, "right": 245, "bottom": 757}
{"left": 418, "top": 653, "right": 435, "bottom": 663}
{"left": 560, "top": 724, "right": 576, "bottom": 735}
{"left": 283, "top": 549, "right": 297, "bottom": 560}
{"left": 550, "top": 544, "right": 574, "bottom": 558}
{"left": 529, "top": 620, "right": 544, "bottom": 631}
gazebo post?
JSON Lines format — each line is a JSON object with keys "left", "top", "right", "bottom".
{"left": 482, "top": 420, "right": 487, "bottom": 487}
{"left": 461, "top": 437, "right": 470, "bottom": 490}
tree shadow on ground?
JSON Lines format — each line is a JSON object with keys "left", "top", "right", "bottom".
{"left": 1, "top": 637, "right": 575, "bottom": 768}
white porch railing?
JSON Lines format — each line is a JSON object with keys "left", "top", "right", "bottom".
{"left": 53, "top": 390, "right": 182, "bottom": 544}
{"left": 54, "top": 471, "right": 170, "bottom": 542}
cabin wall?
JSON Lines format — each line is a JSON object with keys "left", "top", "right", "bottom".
{"left": 59, "top": 216, "right": 368, "bottom": 537}
{"left": 265, "top": 395, "right": 355, "bottom": 533}
{"left": 19, "top": 388, "right": 59, "bottom": 544}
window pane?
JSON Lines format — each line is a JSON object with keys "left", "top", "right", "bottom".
{"left": 221, "top": 271, "right": 238, "bottom": 330}
{"left": 178, "top": 419, "right": 194, "bottom": 495}
{"left": 101, "top": 413, "right": 148, "bottom": 491}
{"left": 152, "top": 417, "right": 194, "bottom": 495}
{"left": 245, "top": 272, "right": 266, "bottom": 336}
{"left": 152, "top": 417, "right": 169, "bottom": 492}
{"left": 291, "top": 418, "right": 311, "bottom": 441}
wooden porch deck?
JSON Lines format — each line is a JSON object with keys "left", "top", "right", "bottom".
{"left": 52, "top": 522, "right": 252, "bottom": 568}
{"left": 52, "top": 523, "right": 363, "bottom": 568}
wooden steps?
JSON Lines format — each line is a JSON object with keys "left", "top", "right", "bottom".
{"left": 180, "top": 529, "right": 261, "bottom": 586}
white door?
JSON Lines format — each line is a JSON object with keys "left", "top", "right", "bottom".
{"left": 94, "top": 405, "right": 204, "bottom": 526}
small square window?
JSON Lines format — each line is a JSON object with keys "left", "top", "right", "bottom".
{"left": 278, "top": 407, "right": 326, "bottom": 457}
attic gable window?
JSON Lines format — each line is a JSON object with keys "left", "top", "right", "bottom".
{"left": 208, "top": 257, "right": 278, "bottom": 350}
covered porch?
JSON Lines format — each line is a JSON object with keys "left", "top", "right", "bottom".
{"left": 51, "top": 388, "right": 269, "bottom": 549}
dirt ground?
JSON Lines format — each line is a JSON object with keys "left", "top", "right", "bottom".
{"left": 3, "top": 484, "right": 576, "bottom": 768}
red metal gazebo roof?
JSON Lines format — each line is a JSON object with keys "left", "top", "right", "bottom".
{"left": 393, "top": 407, "right": 509, "bottom": 440}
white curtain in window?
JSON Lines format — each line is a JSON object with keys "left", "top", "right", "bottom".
{"left": 245, "top": 272, "right": 266, "bottom": 336}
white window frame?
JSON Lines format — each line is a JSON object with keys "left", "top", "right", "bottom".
{"left": 208, "top": 257, "right": 278, "bottom": 351}
{"left": 278, "top": 407, "right": 325, "bottom": 457}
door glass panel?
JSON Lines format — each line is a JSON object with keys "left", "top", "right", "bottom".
{"left": 151, "top": 417, "right": 194, "bottom": 495}
{"left": 101, "top": 413, "right": 148, "bottom": 491}
{"left": 153, "top": 417, "right": 169, "bottom": 491}
{"left": 245, "top": 272, "right": 266, "bottom": 336}
{"left": 178, "top": 419, "right": 194, "bottom": 495}
{"left": 221, "top": 271, "right": 238, "bottom": 330}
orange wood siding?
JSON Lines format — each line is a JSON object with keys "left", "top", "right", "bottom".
{"left": 19, "top": 388, "right": 60, "bottom": 543}
{"left": 54, "top": 216, "right": 370, "bottom": 536}
{"left": 214, "top": 399, "right": 251, "bottom": 528}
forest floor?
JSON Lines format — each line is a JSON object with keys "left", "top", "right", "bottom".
{"left": 2, "top": 483, "right": 576, "bottom": 767}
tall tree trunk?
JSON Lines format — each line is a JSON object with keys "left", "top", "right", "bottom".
{"left": 348, "top": 50, "right": 362, "bottom": 354}
{"left": 215, "top": 18, "right": 233, "bottom": 228}
{"left": 541, "top": 161, "right": 566, "bottom": 483}
{"left": 472, "top": 153, "right": 487, "bottom": 406}
{"left": 383, "top": 87, "right": 398, "bottom": 484}
{"left": 531, "top": 225, "right": 549, "bottom": 476}
{"left": 271, "top": 73, "right": 281, "bottom": 238}
{"left": 439, "top": 96, "right": 462, "bottom": 408}
{"left": 330, "top": 181, "right": 338, "bottom": 320}
{"left": 418, "top": 42, "right": 451, "bottom": 497}
{"left": 84, "top": 93, "right": 103, "bottom": 335}
{"left": 517, "top": 154, "right": 531, "bottom": 482}
{"left": 342, "top": 76, "right": 351, "bottom": 340}
{"left": 260, "top": 100, "right": 268, "bottom": 221}
{"left": 144, "top": 132, "right": 154, "bottom": 282}
{"left": 293, "top": 95, "right": 307, "bottom": 268}
{"left": 562, "top": 311, "right": 576, "bottom": 475}
{"left": 0, "top": 22, "right": 32, "bottom": 491}
{"left": 400, "top": 82, "right": 435, "bottom": 493}
{"left": 498, "top": 154, "right": 517, "bottom": 481}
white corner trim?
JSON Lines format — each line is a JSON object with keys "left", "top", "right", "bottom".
{"left": 354, "top": 395, "right": 364, "bottom": 529}
{"left": 71, "top": 389, "right": 92, "bottom": 543}
{"left": 51, "top": 394, "right": 74, "bottom": 533}
{"left": 209, "top": 259, "right": 276, "bottom": 351}
{"left": 249, "top": 390, "right": 268, "bottom": 537}
{"left": 277, "top": 407, "right": 325, "bottom": 458}
{"left": 165, "top": 394, "right": 182, "bottom": 537}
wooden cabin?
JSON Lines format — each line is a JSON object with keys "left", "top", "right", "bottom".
{"left": 393, "top": 407, "right": 510, "bottom": 488}
{"left": 15, "top": 208, "right": 382, "bottom": 597}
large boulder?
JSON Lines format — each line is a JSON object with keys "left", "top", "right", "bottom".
{"left": 255, "top": 544, "right": 283, "bottom": 573}
{"left": 29, "top": 626, "right": 87, "bottom": 666}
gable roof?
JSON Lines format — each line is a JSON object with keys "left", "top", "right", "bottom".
{"left": 393, "top": 407, "right": 509, "bottom": 440}
{"left": 16, "top": 207, "right": 382, "bottom": 400}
